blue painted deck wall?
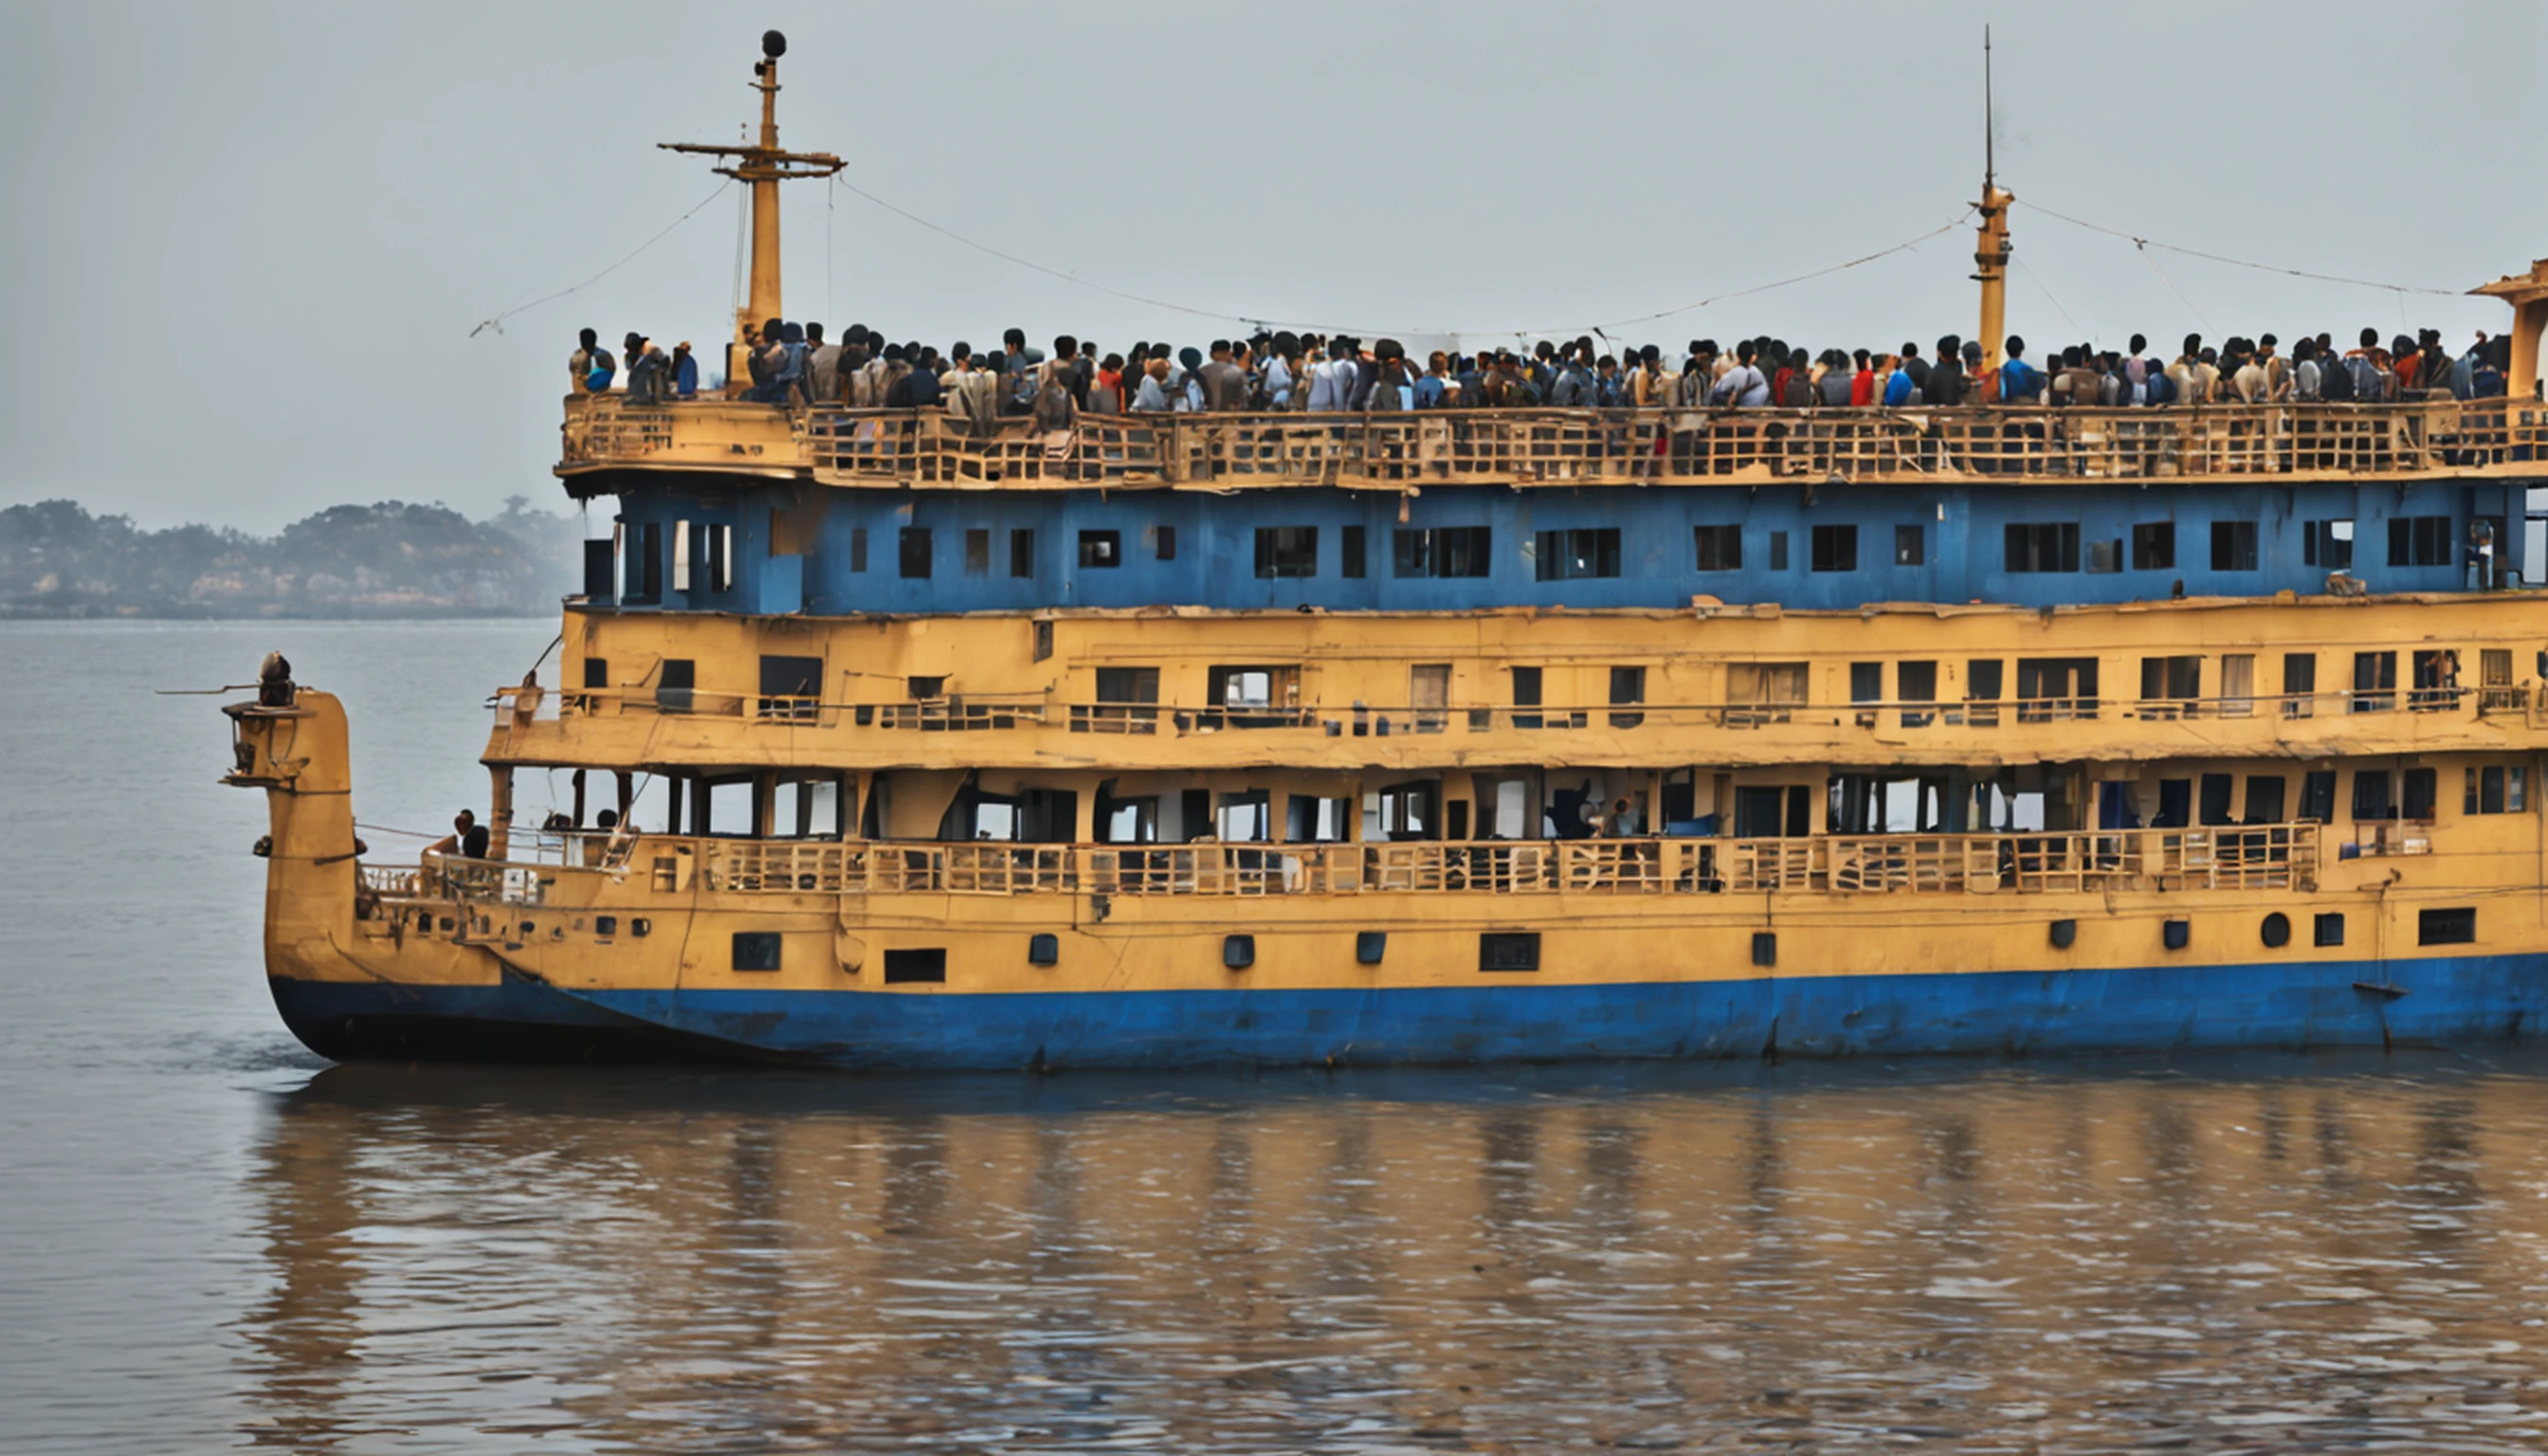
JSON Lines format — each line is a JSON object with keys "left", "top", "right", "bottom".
{"left": 600, "top": 479, "right": 2523, "bottom": 615}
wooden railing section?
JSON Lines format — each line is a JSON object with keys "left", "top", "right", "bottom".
{"left": 560, "top": 395, "right": 2548, "bottom": 486}
{"left": 522, "top": 683, "right": 2548, "bottom": 737}
{"left": 376, "top": 823, "right": 2321, "bottom": 908}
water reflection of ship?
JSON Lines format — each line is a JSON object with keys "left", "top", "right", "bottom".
{"left": 235, "top": 1059, "right": 2527, "bottom": 1446}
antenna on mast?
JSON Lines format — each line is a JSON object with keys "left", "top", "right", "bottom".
{"left": 1983, "top": 25, "right": 1994, "bottom": 191}
{"left": 1971, "top": 25, "right": 2013, "bottom": 369}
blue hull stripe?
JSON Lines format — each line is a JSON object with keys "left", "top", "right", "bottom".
{"left": 272, "top": 956, "right": 2548, "bottom": 1069}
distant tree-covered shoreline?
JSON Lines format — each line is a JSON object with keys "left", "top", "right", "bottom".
{"left": 0, "top": 498, "right": 589, "bottom": 618}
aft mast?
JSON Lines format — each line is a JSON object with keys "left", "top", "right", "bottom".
{"left": 658, "top": 29, "right": 843, "bottom": 391}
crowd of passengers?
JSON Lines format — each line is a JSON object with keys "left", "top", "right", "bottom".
{"left": 572, "top": 321, "right": 2519, "bottom": 419}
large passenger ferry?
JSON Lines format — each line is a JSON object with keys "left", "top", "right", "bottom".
{"left": 225, "top": 34, "right": 2548, "bottom": 1067}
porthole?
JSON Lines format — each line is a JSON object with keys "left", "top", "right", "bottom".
{"left": 1028, "top": 933, "right": 1060, "bottom": 966}
{"left": 2048, "top": 919, "right": 2077, "bottom": 950}
{"left": 2162, "top": 919, "right": 2191, "bottom": 951}
{"left": 2260, "top": 912, "right": 2291, "bottom": 949}
{"left": 1224, "top": 935, "right": 1255, "bottom": 971}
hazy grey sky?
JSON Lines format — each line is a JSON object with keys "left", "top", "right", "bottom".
{"left": 4, "top": 2, "right": 2543, "bottom": 533}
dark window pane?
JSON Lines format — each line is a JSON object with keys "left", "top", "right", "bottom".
{"left": 2133, "top": 521, "right": 2175, "bottom": 571}
{"left": 1254, "top": 526, "right": 1319, "bottom": 578}
{"left": 1810, "top": 523, "right": 1857, "bottom": 573}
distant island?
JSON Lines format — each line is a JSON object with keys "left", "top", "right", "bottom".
{"left": 0, "top": 498, "right": 589, "bottom": 618}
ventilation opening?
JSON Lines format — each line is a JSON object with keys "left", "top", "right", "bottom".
{"left": 883, "top": 948, "right": 947, "bottom": 984}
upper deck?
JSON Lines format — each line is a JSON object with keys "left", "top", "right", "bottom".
{"left": 558, "top": 394, "right": 2548, "bottom": 493}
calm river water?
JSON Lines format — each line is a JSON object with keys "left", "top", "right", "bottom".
{"left": 5, "top": 619, "right": 2548, "bottom": 1453}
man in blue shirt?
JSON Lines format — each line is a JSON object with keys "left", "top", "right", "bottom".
{"left": 1997, "top": 337, "right": 2045, "bottom": 403}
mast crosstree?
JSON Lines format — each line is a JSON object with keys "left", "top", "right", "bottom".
{"left": 659, "top": 29, "right": 841, "bottom": 387}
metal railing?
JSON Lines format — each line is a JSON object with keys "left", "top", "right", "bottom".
{"left": 373, "top": 823, "right": 2322, "bottom": 906}
{"left": 560, "top": 395, "right": 2548, "bottom": 486}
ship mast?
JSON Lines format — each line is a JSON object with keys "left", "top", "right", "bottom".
{"left": 659, "top": 30, "right": 843, "bottom": 391}
{"left": 1973, "top": 27, "right": 2013, "bottom": 371}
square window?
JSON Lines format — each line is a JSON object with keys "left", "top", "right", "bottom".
{"left": 1534, "top": 528, "right": 1621, "bottom": 581}
{"left": 732, "top": 932, "right": 782, "bottom": 972}
{"left": 2005, "top": 522, "right": 2080, "bottom": 573}
{"left": 1479, "top": 932, "right": 1540, "bottom": 972}
{"left": 1894, "top": 524, "right": 1923, "bottom": 567}
{"left": 2313, "top": 912, "right": 2344, "bottom": 947}
{"left": 964, "top": 528, "right": 991, "bottom": 575}
{"left": 1010, "top": 528, "right": 1035, "bottom": 577}
{"left": 2132, "top": 521, "right": 2175, "bottom": 571}
{"left": 2211, "top": 519, "right": 2258, "bottom": 572}
{"left": 1694, "top": 525, "right": 1741, "bottom": 572}
{"left": 2305, "top": 519, "right": 2355, "bottom": 570}
{"left": 1078, "top": 529, "right": 1120, "bottom": 569}
{"left": 1155, "top": 525, "right": 1177, "bottom": 560}
{"left": 1254, "top": 526, "right": 1319, "bottom": 578}
{"left": 899, "top": 527, "right": 932, "bottom": 579}
{"left": 1810, "top": 523, "right": 1857, "bottom": 573}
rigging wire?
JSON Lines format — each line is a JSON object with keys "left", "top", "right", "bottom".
{"left": 830, "top": 171, "right": 1975, "bottom": 341}
{"left": 1519, "top": 210, "right": 1978, "bottom": 337}
{"left": 2016, "top": 198, "right": 2463, "bottom": 299}
{"left": 2012, "top": 253, "right": 2081, "bottom": 337}
{"left": 2136, "top": 246, "right": 2213, "bottom": 333}
{"left": 829, "top": 174, "right": 1245, "bottom": 326}
{"left": 470, "top": 180, "right": 734, "bottom": 337}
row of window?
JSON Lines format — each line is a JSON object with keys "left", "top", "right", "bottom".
{"left": 773, "top": 905, "right": 2483, "bottom": 982}
{"left": 815, "top": 515, "right": 2474, "bottom": 584}
{"left": 622, "top": 509, "right": 2476, "bottom": 597}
